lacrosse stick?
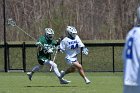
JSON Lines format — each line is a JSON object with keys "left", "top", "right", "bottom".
{"left": 7, "top": 18, "right": 36, "bottom": 41}
{"left": 49, "top": 49, "right": 58, "bottom": 71}
{"left": 49, "top": 37, "right": 63, "bottom": 72}
{"left": 8, "top": 18, "right": 59, "bottom": 72}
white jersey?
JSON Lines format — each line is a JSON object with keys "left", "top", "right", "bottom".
{"left": 123, "top": 27, "right": 140, "bottom": 86}
{"left": 60, "top": 35, "right": 85, "bottom": 59}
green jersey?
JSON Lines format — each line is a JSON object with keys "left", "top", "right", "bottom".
{"left": 36, "top": 35, "right": 57, "bottom": 61}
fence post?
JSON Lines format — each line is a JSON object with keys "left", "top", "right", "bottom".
{"left": 4, "top": 43, "right": 8, "bottom": 72}
{"left": 3, "top": 0, "right": 7, "bottom": 72}
{"left": 22, "top": 42, "right": 26, "bottom": 72}
{"left": 7, "top": 44, "right": 10, "bottom": 70}
{"left": 112, "top": 45, "right": 115, "bottom": 73}
{"left": 80, "top": 47, "right": 83, "bottom": 65}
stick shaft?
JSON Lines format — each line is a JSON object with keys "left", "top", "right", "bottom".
{"left": 50, "top": 50, "right": 58, "bottom": 71}
{"left": 16, "top": 25, "right": 36, "bottom": 41}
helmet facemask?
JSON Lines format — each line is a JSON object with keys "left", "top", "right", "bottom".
{"left": 45, "top": 34, "right": 54, "bottom": 40}
{"left": 67, "top": 32, "right": 77, "bottom": 39}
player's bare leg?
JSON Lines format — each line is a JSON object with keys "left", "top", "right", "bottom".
{"left": 61, "top": 62, "right": 91, "bottom": 84}
{"left": 60, "top": 66, "right": 76, "bottom": 78}
{"left": 73, "top": 62, "right": 91, "bottom": 84}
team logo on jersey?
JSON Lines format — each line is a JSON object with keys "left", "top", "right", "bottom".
{"left": 44, "top": 44, "right": 54, "bottom": 50}
{"left": 68, "top": 41, "right": 79, "bottom": 49}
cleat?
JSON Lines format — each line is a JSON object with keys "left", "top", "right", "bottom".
{"left": 84, "top": 77, "right": 91, "bottom": 84}
{"left": 85, "top": 80, "right": 91, "bottom": 84}
{"left": 60, "top": 78, "right": 70, "bottom": 84}
{"left": 60, "top": 70, "right": 65, "bottom": 78}
{"left": 27, "top": 72, "right": 32, "bottom": 81}
{"left": 63, "top": 78, "right": 71, "bottom": 83}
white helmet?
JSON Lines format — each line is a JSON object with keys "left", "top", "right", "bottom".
{"left": 45, "top": 28, "right": 54, "bottom": 40}
{"left": 136, "top": 7, "right": 140, "bottom": 25}
{"left": 66, "top": 26, "right": 77, "bottom": 39}
{"left": 134, "top": 7, "right": 140, "bottom": 26}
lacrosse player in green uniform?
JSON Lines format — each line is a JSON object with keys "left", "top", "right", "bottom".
{"left": 27, "top": 28, "right": 70, "bottom": 84}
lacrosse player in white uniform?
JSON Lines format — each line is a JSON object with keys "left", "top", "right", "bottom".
{"left": 27, "top": 28, "right": 70, "bottom": 84}
{"left": 123, "top": 7, "right": 140, "bottom": 93}
{"left": 59, "top": 26, "right": 91, "bottom": 84}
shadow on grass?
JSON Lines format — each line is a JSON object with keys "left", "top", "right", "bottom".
{"left": 25, "top": 85, "right": 77, "bottom": 88}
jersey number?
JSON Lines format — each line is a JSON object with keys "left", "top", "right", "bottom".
{"left": 71, "top": 44, "right": 78, "bottom": 49}
{"left": 126, "top": 37, "right": 133, "bottom": 59}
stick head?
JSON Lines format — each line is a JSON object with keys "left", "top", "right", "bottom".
{"left": 7, "top": 18, "right": 16, "bottom": 26}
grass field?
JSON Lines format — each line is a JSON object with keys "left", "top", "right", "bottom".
{"left": 0, "top": 41, "right": 124, "bottom": 93}
{"left": 0, "top": 72, "right": 123, "bottom": 93}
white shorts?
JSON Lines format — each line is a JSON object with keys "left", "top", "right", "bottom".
{"left": 65, "top": 56, "right": 77, "bottom": 65}
{"left": 123, "top": 85, "right": 140, "bottom": 93}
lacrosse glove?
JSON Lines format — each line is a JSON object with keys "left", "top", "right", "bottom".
{"left": 82, "top": 47, "right": 89, "bottom": 55}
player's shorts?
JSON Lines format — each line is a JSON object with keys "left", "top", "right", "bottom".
{"left": 38, "top": 58, "right": 49, "bottom": 65}
{"left": 123, "top": 85, "right": 140, "bottom": 93}
{"left": 65, "top": 56, "right": 77, "bottom": 65}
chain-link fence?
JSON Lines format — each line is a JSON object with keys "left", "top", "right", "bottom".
{"left": 0, "top": 43, "right": 124, "bottom": 72}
